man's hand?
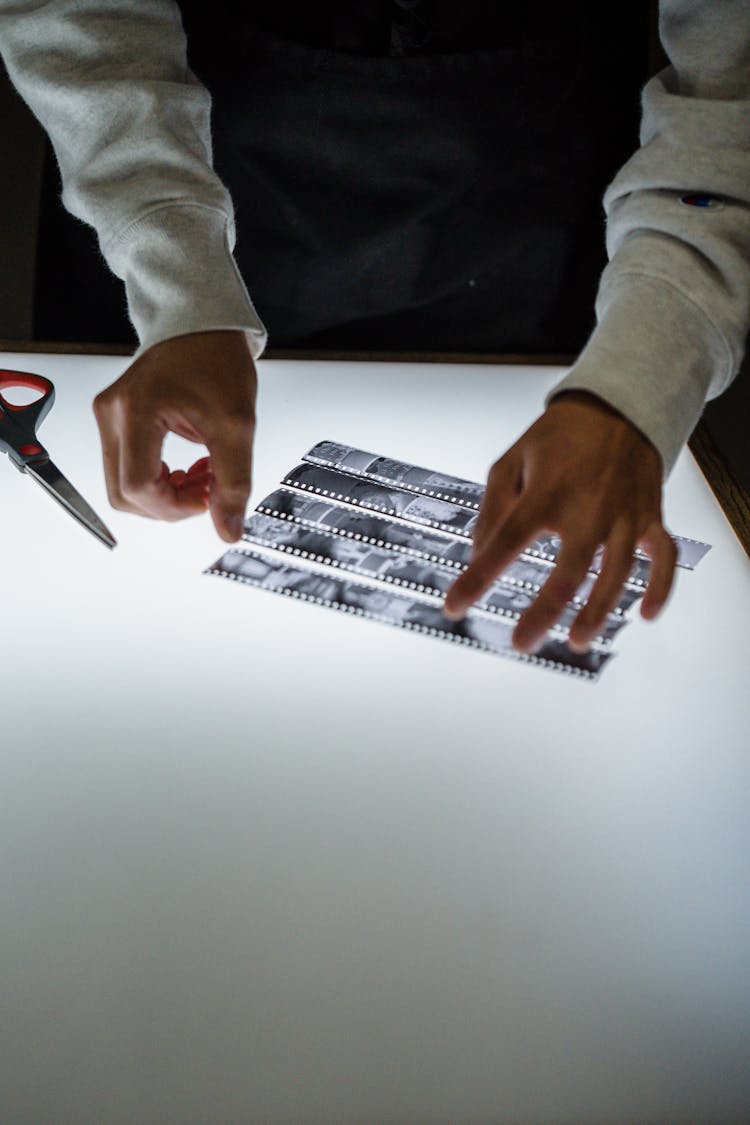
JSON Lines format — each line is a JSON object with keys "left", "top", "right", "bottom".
{"left": 93, "top": 330, "right": 256, "bottom": 542}
{"left": 443, "top": 392, "right": 677, "bottom": 653}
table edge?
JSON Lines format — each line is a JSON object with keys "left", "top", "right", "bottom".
{"left": 3, "top": 340, "right": 748, "bottom": 556}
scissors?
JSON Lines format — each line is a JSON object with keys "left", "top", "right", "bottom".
{"left": 0, "top": 368, "right": 116, "bottom": 549}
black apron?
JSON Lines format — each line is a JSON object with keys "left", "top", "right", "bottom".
{"left": 34, "top": 4, "right": 649, "bottom": 353}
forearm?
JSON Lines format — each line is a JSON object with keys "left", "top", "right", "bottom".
{"left": 548, "top": 0, "right": 750, "bottom": 475}
{"left": 0, "top": 0, "right": 267, "bottom": 357}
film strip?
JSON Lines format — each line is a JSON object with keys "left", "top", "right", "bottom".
{"left": 243, "top": 510, "right": 625, "bottom": 646}
{"left": 304, "top": 440, "right": 486, "bottom": 509}
{"left": 206, "top": 547, "right": 613, "bottom": 681}
{"left": 283, "top": 462, "right": 670, "bottom": 591}
{"left": 302, "top": 440, "right": 712, "bottom": 574}
{"left": 283, "top": 461, "right": 479, "bottom": 537}
{"left": 206, "top": 438, "right": 712, "bottom": 681}
{"left": 255, "top": 488, "right": 644, "bottom": 615}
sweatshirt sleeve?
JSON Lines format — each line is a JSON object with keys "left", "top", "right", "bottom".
{"left": 0, "top": 0, "right": 268, "bottom": 361}
{"left": 546, "top": 0, "right": 750, "bottom": 475}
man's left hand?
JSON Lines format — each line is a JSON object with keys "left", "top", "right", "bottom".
{"left": 443, "top": 391, "right": 678, "bottom": 653}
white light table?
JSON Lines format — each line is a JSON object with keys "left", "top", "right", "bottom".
{"left": 1, "top": 348, "right": 749, "bottom": 1124}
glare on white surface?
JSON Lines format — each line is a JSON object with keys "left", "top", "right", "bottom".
{"left": 1, "top": 350, "right": 749, "bottom": 1124}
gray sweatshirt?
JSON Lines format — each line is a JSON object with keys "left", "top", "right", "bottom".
{"left": 1, "top": 0, "right": 748, "bottom": 474}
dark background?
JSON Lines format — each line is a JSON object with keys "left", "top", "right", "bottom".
{"left": 0, "top": 2, "right": 747, "bottom": 491}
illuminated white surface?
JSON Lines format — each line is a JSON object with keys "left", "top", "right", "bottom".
{"left": 1, "top": 349, "right": 749, "bottom": 1124}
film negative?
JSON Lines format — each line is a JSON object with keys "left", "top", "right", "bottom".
{"left": 304, "top": 440, "right": 486, "bottom": 509}
{"left": 283, "top": 462, "right": 478, "bottom": 536}
{"left": 243, "top": 510, "right": 626, "bottom": 646}
{"left": 206, "top": 547, "right": 614, "bottom": 680}
{"left": 255, "top": 488, "right": 644, "bottom": 615}
{"left": 206, "top": 437, "right": 711, "bottom": 681}
{"left": 259, "top": 486, "right": 472, "bottom": 567}
{"left": 529, "top": 531, "right": 711, "bottom": 575}
{"left": 282, "top": 463, "right": 664, "bottom": 591}
{"left": 302, "top": 441, "right": 711, "bottom": 572}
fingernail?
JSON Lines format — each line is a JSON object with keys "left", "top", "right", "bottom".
{"left": 225, "top": 515, "right": 245, "bottom": 540}
{"left": 443, "top": 602, "right": 465, "bottom": 621}
{"left": 568, "top": 637, "right": 591, "bottom": 654}
{"left": 514, "top": 633, "right": 543, "bottom": 655}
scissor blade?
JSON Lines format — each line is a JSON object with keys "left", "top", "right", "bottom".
{"left": 26, "top": 458, "right": 117, "bottom": 549}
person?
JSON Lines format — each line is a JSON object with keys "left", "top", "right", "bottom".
{"left": 1, "top": 1, "right": 747, "bottom": 657}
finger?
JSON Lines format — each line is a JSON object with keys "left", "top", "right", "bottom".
{"left": 101, "top": 432, "right": 130, "bottom": 511}
{"left": 639, "top": 522, "right": 678, "bottom": 620}
{"left": 567, "top": 521, "right": 637, "bottom": 651}
{"left": 120, "top": 416, "right": 206, "bottom": 521}
{"left": 512, "top": 536, "right": 598, "bottom": 653}
{"left": 169, "top": 471, "right": 211, "bottom": 511}
{"left": 174, "top": 460, "right": 212, "bottom": 489}
{"left": 204, "top": 417, "right": 254, "bottom": 542}
{"left": 173, "top": 481, "right": 210, "bottom": 509}
{"left": 444, "top": 499, "right": 544, "bottom": 619}
{"left": 118, "top": 411, "right": 170, "bottom": 512}
{"left": 186, "top": 456, "right": 211, "bottom": 478}
{"left": 93, "top": 395, "right": 129, "bottom": 512}
{"left": 471, "top": 452, "right": 523, "bottom": 555}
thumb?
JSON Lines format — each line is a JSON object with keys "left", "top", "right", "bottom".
{"left": 206, "top": 422, "right": 254, "bottom": 542}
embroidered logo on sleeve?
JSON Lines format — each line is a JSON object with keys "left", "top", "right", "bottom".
{"left": 679, "top": 193, "right": 725, "bottom": 210}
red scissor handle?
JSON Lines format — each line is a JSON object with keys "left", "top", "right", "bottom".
{"left": 0, "top": 369, "right": 55, "bottom": 467}
{"left": 0, "top": 369, "right": 54, "bottom": 405}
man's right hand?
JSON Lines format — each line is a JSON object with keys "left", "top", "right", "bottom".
{"left": 93, "top": 329, "right": 257, "bottom": 543}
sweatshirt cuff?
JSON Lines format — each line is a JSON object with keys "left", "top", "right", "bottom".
{"left": 102, "top": 202, "right": 268, "bottom": 362}
{"left": 545, "top": 274, "right": 728, "bottom": 476}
